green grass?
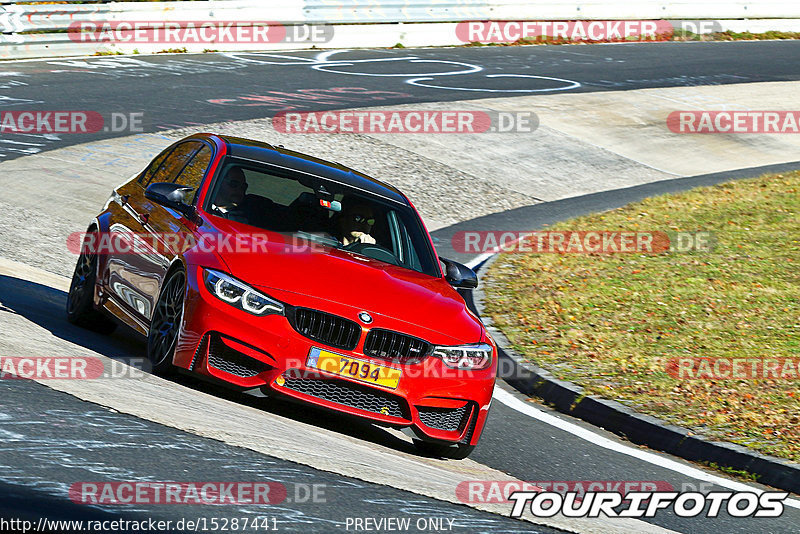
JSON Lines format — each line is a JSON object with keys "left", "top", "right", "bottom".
{"left": 461, "top": 29, "right": 800, "bottom": 47}
{"left": 484, "top": 172, "right": 800, "bottom": 461}
{"left": 156, "top": 47, "right": 188, "bottom": 54}
{"left": 702, "top": 462, "right": 761, "bottom": 482}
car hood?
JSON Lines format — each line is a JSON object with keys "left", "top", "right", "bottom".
{"left": 210, "top": 228, "right": 482, "bottom": 344}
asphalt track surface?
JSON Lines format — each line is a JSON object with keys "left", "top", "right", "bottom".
{"left": 1, "top": 40, "right": 800, "bottom": 159}
{"left": 1, "top": 41, "right": 800, "bottom": 533}
{"left": 0, "top": 379, "right": 548, "bottom": 534}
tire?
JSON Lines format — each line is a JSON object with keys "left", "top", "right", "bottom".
{"left": 413, "top": 439, "right": 475, "bottom": 460}
{"left": 66, "top": 240, "right": 117, "bottom": 335}
{"left": 146, "top": 268, "right": 186, "bottom": 375}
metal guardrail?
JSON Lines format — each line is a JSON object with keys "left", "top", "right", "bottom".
{"left": 1, "top": 1, "right": 800, "bottom": 59}
{"left": 4, "top": 1, "right": 800, "bottom": 32}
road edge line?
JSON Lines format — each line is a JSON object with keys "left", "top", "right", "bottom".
{"left": 466, "top": 167, "right": 800, "bottom": 496}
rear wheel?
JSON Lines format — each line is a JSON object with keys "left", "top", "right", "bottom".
{"left": 66, "top": 240, "right": 116, "bottom": 334}
{"left": 146, "top": 269, "right": 186, "bottom": 375}
{"left": 413, "top": 439, "right": 475, "bottom": 460}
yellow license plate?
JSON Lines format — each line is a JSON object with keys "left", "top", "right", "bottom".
{"left": 307, "top": 347, "right": 401, "bottom": 389}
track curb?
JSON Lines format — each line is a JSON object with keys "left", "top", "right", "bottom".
{"left": 463, "top": 172, "right": 800, "bottom": 495}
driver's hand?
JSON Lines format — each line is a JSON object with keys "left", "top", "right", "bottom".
{"left": 352, "top": 232, "right": 376, "bottom": 245}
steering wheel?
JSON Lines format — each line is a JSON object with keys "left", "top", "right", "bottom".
{"left": 344, "top": 242, "right": 398, "bottom": 265}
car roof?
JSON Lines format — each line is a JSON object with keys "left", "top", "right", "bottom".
{"left": 204, "top": 133, "right": 410, "bottom": 205}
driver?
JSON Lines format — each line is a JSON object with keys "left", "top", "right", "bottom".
{"left": 211, "top": 167, "right": 250, "bottom": 224}
{"left": 335, "top": 201, "right": 377, "bottom": 246}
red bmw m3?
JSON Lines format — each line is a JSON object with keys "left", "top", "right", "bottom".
{"left": 67, "top": 133, "right": 496, "bottom": 459}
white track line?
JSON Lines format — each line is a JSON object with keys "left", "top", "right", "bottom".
{"left": 466, "top": 254, "right": 494, "bottom": 270}
{"left": 492, "top": 371, "right": 800, "bottom": 508}
{"left": 469, "top": 253, "right": 799, "bottom": 506}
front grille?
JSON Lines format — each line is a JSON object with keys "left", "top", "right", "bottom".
{"left": 290, "top": 308, "right": 360, "bottom": 350}
{"left": 364, "top": 329, "right": 431, "bottom": 364}
{"left": 417, "top": 404, "right": 471, "bottom": 432}
{"left": 207, "top": 335, "right": 270, "bottom": 378}
{"left": 282, "top": 376, "right": 405, "bottom": 418}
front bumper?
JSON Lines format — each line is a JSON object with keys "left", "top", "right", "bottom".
{"left": 174, "top": 265, "right": 496, "bottom": 446}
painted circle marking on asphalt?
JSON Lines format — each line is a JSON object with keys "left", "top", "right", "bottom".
{"left": 311, "top": 59, "right": 482, "bottom": 77}
{"left": 406, "top": 74, "right": 581, "bottom": 93}
{"left": 221, "top": 52, "right": 323, "bottom": 65}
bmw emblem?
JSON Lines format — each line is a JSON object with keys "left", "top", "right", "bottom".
{"left": 358, "top": 312, "right": 373, "bottom": 324}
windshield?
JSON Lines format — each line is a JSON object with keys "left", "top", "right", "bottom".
{"left": 204, "top": 158, "right": 440, "bottom": 277}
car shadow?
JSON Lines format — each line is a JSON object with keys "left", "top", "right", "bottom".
{"left": 0, "top": 274, "right": 144, "bottom": 363}
{"left": 0, "top": 274, "right": 419, "bottom": 457}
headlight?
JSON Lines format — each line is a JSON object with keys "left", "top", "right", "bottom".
{"left": 203, "top": 269, "right": 284, "bottom": 316}
{"left": 433, "top": 343, "right": 493, "bottom": 370}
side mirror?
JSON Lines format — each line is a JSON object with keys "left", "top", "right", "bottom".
{"left": 439, "top": 256, "right": 478, "bottom": 289}
{"left": 145, "top": 182, "right": 195, "bottom": 219}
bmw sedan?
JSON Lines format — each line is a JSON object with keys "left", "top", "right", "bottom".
{"left": 67, "top": 133, "right": 497, "bottom": 459}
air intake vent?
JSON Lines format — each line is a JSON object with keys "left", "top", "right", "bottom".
{"left": 290, "top": 308, "right": 360, "bottom": 350}
{"left": 207, "top": 335, "right": 270, "bottom": 378}
{"left": 282, "top": 376, "right": 406, "bottom": 419}
{"left": 364, "top": 329, "right": 431, "bottom": 364}
{"left": 417, "top": 404, "right": 472, "bottom": 432}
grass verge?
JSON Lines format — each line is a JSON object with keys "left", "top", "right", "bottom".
{"left": 483, "top": 172, "right": 799, "bottom": 461}
{"left": 463, "top": 29, "right": 800, "bottom": 47}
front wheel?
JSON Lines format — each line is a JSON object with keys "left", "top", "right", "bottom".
{"left": 146, "top": 269, "right": 186, "bottom": 375}
{"left": 413, "top": 439, "right": 475, "bottom": 460}
{"left": 66, "top": 242, "right": 116, "bottom": 334}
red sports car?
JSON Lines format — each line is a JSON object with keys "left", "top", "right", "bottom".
{"left": 67, "top": 133, "right": 496, "bottom": 458}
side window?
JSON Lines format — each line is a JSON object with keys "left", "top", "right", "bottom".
{"left": 174, "top": 145, "right": 212, "bottom": 202}
{"left": 388, "top": 210, "right": 423, "bottom": 271}
{"left": 139, "top": 148, "right": 172, "bottom": 185}
{"left": 150, "top": 141, "right": 202, "bottom": 185}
